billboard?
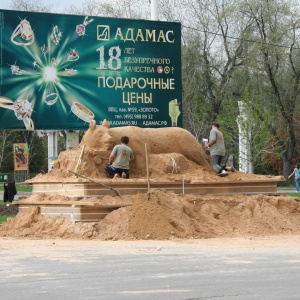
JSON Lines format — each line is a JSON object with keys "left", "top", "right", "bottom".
{"left": 13, "top": 143, "right": 29, "bottom": 170}
{"left": 0, "top": 9, "right": 182, "bottom": 130}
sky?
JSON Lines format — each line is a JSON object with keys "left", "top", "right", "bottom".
{"left": 0, "top": 0, "right": 86, "bottom": 12}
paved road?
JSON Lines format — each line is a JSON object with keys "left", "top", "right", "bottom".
{"left": 0, "top": 237, "right": 300, "bottom": 300}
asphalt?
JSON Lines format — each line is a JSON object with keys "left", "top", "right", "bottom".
{"left": 1, "top": 238, "right": 300, "bottom": 300}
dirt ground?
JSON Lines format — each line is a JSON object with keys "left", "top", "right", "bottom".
{"left": 1, "top": 235, "right": 300, "bottom": 255}
{"left": 0, "top": 122, "right": 298, "bottom": 241}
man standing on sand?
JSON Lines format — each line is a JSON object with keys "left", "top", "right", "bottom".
{"left": 205, "top": 122, "right": 233, "bottom": 177}
{"left": 105, "top": 136, "right": 134, "bottom": 179}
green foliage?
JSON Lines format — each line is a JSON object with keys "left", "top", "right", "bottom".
{"left": 58, "top": 134, "right": 66, "bottom": 154}
{"left": 29, "top": 135, "right": 48, "bottom": 173}
{"left": 278, "top": 180, "right": 294, "bottom": 187}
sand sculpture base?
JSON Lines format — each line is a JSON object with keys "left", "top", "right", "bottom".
{"left": 12, "top": 178, "right": 281, "bottom": 222}
{"left": 16, "top": 202, "right": 131, "bottom": 222}
{"left": 30, "top": 179, "right": 279, "bottom": 197}
{"left": 12, "top": 122, "right": 285, "bottom": 222}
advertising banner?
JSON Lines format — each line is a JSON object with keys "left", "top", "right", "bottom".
{"left": 13, "top": 143, "right": 29, "bottom": 170}
{"left": 0, "top": 9, "right": 182, "bottom": 130}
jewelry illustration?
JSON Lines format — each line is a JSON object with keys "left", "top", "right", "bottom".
{"left": 0, "top": 96, "right": 34, "bottom": 130}
{"left": 76, "top": 16, "right": 94, "bottom": 36}
{"left": 44, "top": 93, "right": 58, "bottom": 106}
{"left": 44, "top": 93, "right": 59, "bottom": 106}
{"left": 41, "top": 44, "right": 49, "bottom": 56}
{"left": 4, "top": 13, "right": 106, "bottom": 130}
{"left": 50, "top": 25, "right": 62, "bottom": 45}
{"left": 11, "top": 19, "right": 35, "bottom": 47}
{"left": 0, "top": 97, "right": 14, "bottom": 110}
{"left": 71, "top": 102, "right": 94, "bottom": 123}
{"left": 23, "top": 116, "right": 34, "bottom": 131}
{"left": 63, "top": 68, "right": 77, "bottom": 76}
{"left": 9, "top": 63, "right": 27, "bottom": 75}
{"left": 67, "top": 49, "right": 79, "bottom": 61}
{"left": 13, "top": 98, "right": 33, "bottom": 119}
{"left": 51, "top": 58, "right": 57, "bottom": 66}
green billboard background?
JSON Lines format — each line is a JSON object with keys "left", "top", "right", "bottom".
{"left": 0, "top": 9, "right": 182, "bottom": 130}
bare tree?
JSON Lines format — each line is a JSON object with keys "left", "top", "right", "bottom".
{"left": 240, "top": 0, "right": 300, "bottom": 177}
{"left": 66, "top": 0, "right": 149, "bottom": 19}
{"left": 10, "top": 0, "right": 52, "bottom": 12}
{"left": 160, "top": 0, "right": 252, "bottom": 139}
{"left": 0, "top": 131, "right": 13, "bottom": 170}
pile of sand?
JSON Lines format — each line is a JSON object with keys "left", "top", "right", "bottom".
{"left": 1, "top": 190, "right": 300, "bottom": 240}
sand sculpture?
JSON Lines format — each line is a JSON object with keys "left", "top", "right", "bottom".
{"left": 32, "top": 120, "right": 214, "bottom": 182}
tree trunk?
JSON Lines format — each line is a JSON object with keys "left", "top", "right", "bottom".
{"left": 281, "top": 138, "right": 295, "bottom": 178}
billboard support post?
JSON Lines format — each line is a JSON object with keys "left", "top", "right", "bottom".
{"left": 48, "top": 131, "right": 58, "bottom": 172}
{"left": 151, "top": 0, "right": 158, "bottom": 21}
{"left": 66, "top": 130, "right": 79, "bottom": 150}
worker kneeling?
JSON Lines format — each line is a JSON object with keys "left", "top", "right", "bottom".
{"left": 105, "top": 136, "right": 134, "bottom": 179}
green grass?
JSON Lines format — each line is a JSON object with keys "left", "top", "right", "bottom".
{"left": 0, "top": 215, "right": 16, "bottom": 223}
{"left": 0, "top": 199, "right": 17, "bottom": 224}
{"left": 0, "top": 199, "right": 18, "bottom": 224}
{"left": 0, "top": 184, "right": 32, "bottom": 192}
{"left": 17, "top": 185, "right": 32, "bottom": 192}
{"left": 287, "top": 193, "right": 300, "bottom": 198}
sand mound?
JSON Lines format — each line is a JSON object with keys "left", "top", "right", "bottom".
{"left": 1, "top": 190, "right": 300, "bottom": 240}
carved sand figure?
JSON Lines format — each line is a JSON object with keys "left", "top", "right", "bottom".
{"left": 42, "top": 120, "right": 213, "bottom": 180}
